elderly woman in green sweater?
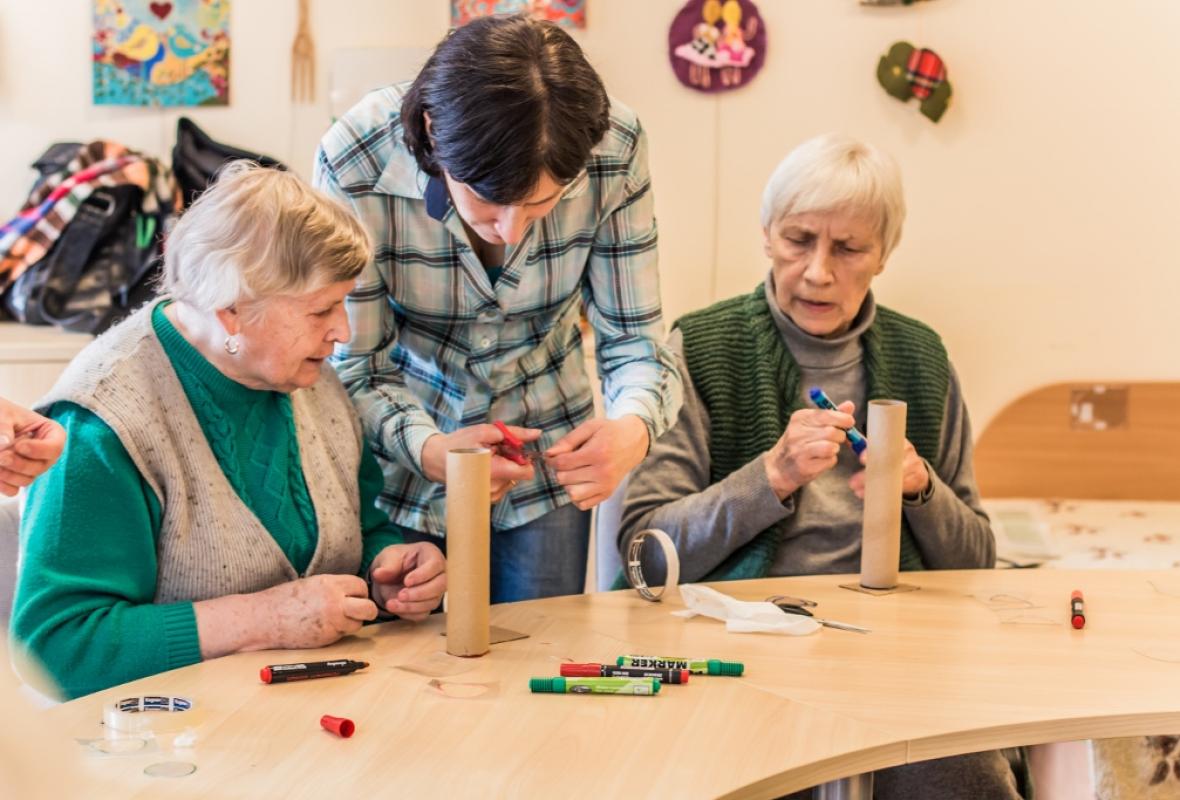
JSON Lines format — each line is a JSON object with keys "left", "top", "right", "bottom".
{"left": 11, "top": 163, "right": 447, "bottom": 700}
{"left": 620, "top": 135, "right": 1023, "bottom": 799}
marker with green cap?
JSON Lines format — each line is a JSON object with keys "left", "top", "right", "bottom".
{"left": 530, "top": 677, "right": 660, "bottom": 695}
{"left": 617, "top": 655, "right": 744, "bottom": 676}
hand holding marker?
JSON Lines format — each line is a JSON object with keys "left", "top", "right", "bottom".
{"left": 809, "top": 387, "right": 867, "bottom": 454}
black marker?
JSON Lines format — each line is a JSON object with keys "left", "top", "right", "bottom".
{"left": 260, "top": 659, "right": 369, "bottom": 684}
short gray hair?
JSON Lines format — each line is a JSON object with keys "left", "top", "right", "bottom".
{"left": 162, "top": 161, "right": 372, "bottom": 312}
{"left": 760, "top": 134, "right": 906, "bottom": 260}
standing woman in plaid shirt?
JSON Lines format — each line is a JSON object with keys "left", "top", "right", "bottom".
{"left": 313, "top": 14, "right": 682, "bottom": 602}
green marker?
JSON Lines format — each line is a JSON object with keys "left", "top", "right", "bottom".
{"left": 529, "top": 677, "right": 660, "bottom": 696}
{"left": 617, "top": 655, "right": 744, "bottom": 676}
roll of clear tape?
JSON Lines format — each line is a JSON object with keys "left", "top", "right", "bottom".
{"left": 103, "top": 696, "right": 202, "bottom": 737}
{"left": 626, "top": 529, "right": 681, "bottom": 602}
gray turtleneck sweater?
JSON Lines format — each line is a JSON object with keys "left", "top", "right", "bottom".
{"left": 619, "top": 276, "right": 994, "bottom": 582}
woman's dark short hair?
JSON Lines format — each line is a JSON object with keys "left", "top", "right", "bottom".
{"left": 401, "top": 14, "right": 611, "bottom": 205}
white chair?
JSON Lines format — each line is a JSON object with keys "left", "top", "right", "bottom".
{"left": 593, "top": 476, "right": 628, "bottom": 590}
{"left": 0, "top": 498, "right": 19, "bottom": 627}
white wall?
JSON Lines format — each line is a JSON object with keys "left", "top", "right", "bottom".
{"left": 3, "top": 0, "right": 1179, "bottom": 432}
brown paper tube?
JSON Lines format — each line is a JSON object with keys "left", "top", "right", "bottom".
{"left": 445, "top": 448, "right": 491, "bottom": 657}
{"left": 860, "top": 399, "right": 907, "bottom": 590}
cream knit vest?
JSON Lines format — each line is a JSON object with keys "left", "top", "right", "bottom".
{"left": 39, "top": 300, "right": 365, "bottom": 603}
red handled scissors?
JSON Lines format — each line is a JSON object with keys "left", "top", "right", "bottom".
{"left": 493, "top": 421, "right": 550, "bottom": 477}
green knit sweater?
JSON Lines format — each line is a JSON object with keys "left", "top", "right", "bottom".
{"left": 11, "top": 303, "right": 404, "bottom": 699}
{"left": 676, "top": 285, "right": 950, "bottom": 582}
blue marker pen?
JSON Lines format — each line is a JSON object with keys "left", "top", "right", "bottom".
{"left": 808, "top": 387, "right": 868, "bottom": 454}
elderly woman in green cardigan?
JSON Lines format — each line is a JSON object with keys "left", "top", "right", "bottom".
{"left": 620, "top": 135, "right": 1023, "bottom": 799}
{"left": 11, "top": 164, "right": 447, "bottom": 700}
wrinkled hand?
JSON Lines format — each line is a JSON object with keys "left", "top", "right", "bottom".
{"left": 259, "top": 574, "right": 377, "bottom": 649}
{"left": 421, "top": 423, "right": 541, "bottom": 502}
{"left": 764, "top": 401, "right": 855, "bottom": 501}
{"left": 546, "top": 415, "right": 649, "bottom": 511}
{"left": 848, "top": 439, "right": 931, "bottom": 500}
{"left": 0, "top": 397, "right": 66, "bottom": 496}
{"left": 368, "top": 542, "right": 447, "bottom": 622}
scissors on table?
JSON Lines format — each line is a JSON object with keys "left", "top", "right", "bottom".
{"left": 765, "top": 594, "right": 871, "bottom": 634}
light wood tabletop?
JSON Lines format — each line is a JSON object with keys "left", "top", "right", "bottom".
{"left": 44, "top": 569, "right": 1180, "bottom": 799}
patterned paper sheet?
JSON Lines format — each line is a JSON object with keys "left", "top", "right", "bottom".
{"left": 984, "top": 498, "right": 1180, "bottom": 570}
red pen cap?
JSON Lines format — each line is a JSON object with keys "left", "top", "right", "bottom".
{"left": 1071, "top": 589, "right": 1085, "bottom": 629}
{"left": 320, "top": 715, "right": 355, "bottom": 738}
{"left": 560, "top": 663, "right": 605, "bottom": 677}
{"left": 260, "top": 666, "right": 273, "bottom": 684}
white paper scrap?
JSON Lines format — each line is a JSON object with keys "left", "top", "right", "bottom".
{"left": 674, "top": 584, "right": 820, "bottom": 635}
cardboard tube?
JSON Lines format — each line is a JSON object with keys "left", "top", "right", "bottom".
{"left": 860, "top": 400, "right": 907, "bottom": 589}
{"left": 445, "top": 448, "right": 491, "bottom": 657}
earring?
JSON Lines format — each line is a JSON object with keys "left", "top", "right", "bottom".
{"left": 224, "top": 336, "right": 240, "bottom": 355}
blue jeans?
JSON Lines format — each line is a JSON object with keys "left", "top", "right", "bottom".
{"left": 401, "top": 503, "right": 591, "bottom": 603}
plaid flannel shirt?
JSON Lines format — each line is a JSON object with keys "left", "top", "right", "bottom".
{"left": 314, "top": 85, "right": 682, "bottom": 535}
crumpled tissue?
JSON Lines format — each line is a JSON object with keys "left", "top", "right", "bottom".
{"left": 673, "top": 584, "right": 820, "bottom": 635}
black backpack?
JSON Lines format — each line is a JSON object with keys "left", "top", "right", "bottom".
{"left": 172, "top": 116, "right": 285, "bottom": 206}
{"left": 2, "top": 120, "right": 284, "bottom": 335}
{"left": 1, "top": 145, "right": 172, "bottom": 335}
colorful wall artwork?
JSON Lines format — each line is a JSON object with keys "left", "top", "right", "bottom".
{"left": 451, "top": 1, "right": 587, "bottom": 29}
{"left": 877, "top": 41, "right": 952, "bottom": 122}
{"left": 669, "top": 0, "right": 766, "bottom": 93}
{"left": 92, "top": 0, "right": 231, "bottom": 107}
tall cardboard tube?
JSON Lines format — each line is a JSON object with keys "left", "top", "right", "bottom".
{"left": 860, "top": 400, "right": 907, "bottom": 590}
{"left": 445, "top": 448, "right": 491, "bottom": 657}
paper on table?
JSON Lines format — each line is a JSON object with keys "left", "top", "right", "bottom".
{"left": 988, "top": 501, "right": 1059, "bottom": 560}
{"left": 673, "top": 584, "right": 820, "bottom": 635}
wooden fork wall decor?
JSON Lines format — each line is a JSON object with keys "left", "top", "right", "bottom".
{"left": 291, "top": 0, "right": 315, "bottom": 102}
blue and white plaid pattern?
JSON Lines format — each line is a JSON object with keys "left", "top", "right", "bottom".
{"left": 314, "top": 85, "right": 682, "bottom": 535}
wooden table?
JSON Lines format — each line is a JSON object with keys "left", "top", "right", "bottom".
{"left": 46, "top": 569, "right": 1180, "bottom": 799}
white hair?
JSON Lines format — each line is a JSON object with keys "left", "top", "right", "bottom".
{"left": 760, "top": 134, "right": 906, "bottom": 260}
{"left": 162, "top": 161, "right": 372, "bottom": 313}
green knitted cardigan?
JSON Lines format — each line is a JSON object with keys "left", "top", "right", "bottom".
{"left": 626, "top": 285, "right": 951, "bottom": 584}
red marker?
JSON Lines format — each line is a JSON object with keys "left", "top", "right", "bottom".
{"left": 1070, "top": 590, "right": 1085, "bottom": 629}
{"left": 560, "top": 663, "right": 690, "bottom": 684}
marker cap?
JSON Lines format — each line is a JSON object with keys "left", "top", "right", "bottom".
{"left": 560, "top": 664, "right": 604, "bottom": 678}
{"left": 530, "top": 677, "right": 565, "bottom": 693}
{"left": 707, "top": 659, "right": 744, "bottom": 676}
{"left": 259, "top": 667, "right": 272, "bottom": 684}
{"left": 320, "top": 715, "right": 355, "bottom": 738}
